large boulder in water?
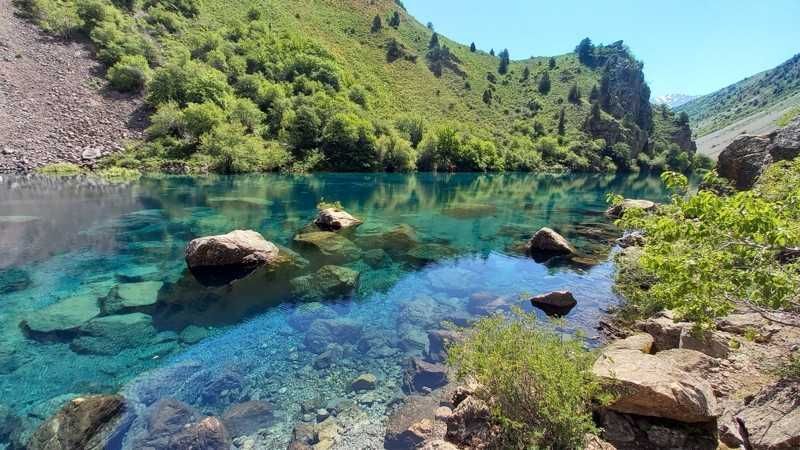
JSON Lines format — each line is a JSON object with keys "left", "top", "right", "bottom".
{"left": 289, "top": 265, "right": 359, "bottom": 301}
{"left": 21, "top": 295, "right": 100, "bottom": 341}
{"left": 185, "top": 230, "right": 279, "bottom": 269}
{"left": 102, "top": 281, "right": 163, "bottom": 314}
{"left": 592, "top": 348, "right": 719, "bottom": 423}
{"left": 314, "top": 207, "right": 363, "bottom": 231}
{"left": 27, "top": 395, "right": 126, "bottom": 450}
{"left": 530, "top": 290, "right": 577, "bottom": 317}
{"left": 525, "top": 227, "right": 575, "bottom": 260}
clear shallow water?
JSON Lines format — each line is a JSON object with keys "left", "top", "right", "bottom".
{"left": 0, "top": 172, "right": 668, "bottom": 448}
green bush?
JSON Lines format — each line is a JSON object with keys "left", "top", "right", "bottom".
{"left": 376, "top": 133, "right": 416, "bottom": 172}
{"left": 36, "top": 162, "right": 84, "bottom": 175}
{"left": 395, "top": 114, "right": 425, "bottom": 148}
{"left": 182, "top": 101, "right": 226, "bottom": 140}
{"left": 76, "top": 0, "right": 118, "bottom": 31}
{"left": 146, "top": 102, "right": 186, "bottom": 139}
{"left": 22, "top": 0, "right": 83, "bottom": 37}
{"left": 321, "top": 113, "right": 378, "bottom": 171}
{"left": 107, "top": 54, "right": 152, "bottom": 92}
{"left": 615, "top": 169, "right": 800, "bottom": 330}
{"left": 198, "top": 123, "right": 289, "bottom": 173}
{"left": 226, "top": 97, "right": 265, "bottom": 133}
{"left": 448, "top": 311, "right": 608, "bottom": 449}
{"left": 148, "top": 61, "right": 232, "bottom": 106}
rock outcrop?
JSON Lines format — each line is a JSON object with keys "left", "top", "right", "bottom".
{"left": 717, "top": 116, "right": 800, "bottom": 190}
{"left": 27, "top": 395, "right": 126, "bottom": 450}
{"left": 593, "top": 348, "right": 719, "bottom": 423}
{"left": 719, "top": 379, "right": 800, "bottom": 450}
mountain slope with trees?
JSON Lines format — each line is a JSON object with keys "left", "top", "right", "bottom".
{"left": 19, "top": 0, "right": 702, "bottom": 173}
{"left": 677, "top": 53, "right": 800, "bottom": 137}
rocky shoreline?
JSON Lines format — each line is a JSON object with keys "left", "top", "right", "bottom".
{"left": 0, "top": 0, "right": 145, "bottom": 174}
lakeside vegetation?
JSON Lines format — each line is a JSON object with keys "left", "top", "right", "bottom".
{"left": 613, "top": 162, "right": 800, "bottom": 330}
{"left": 448, "top": 311, "right": 608, "bottom": 449}
{"left": 19, "top": 0, "right": 704, "bottom": 174}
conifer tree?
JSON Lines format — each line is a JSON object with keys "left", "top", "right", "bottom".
{"left": 498, "top": 49, "right": 510, "bottom": 74}
{"left": 489, "top": 48, "right": 495, "bottom": 57}
{"left": 483, "top": 89, "right": 493, "bottom": 105}
{"left": 389, "top": 11, "right": 401, "bottom": 28}
{"left": 568, "top": 84, "right": 581, "bottom": 103}
{"left": 548, "top": 57, "right": 556, "bottom": 69}
{"left": 429, "top": 32, "right": 439, "bottom": 49}
{"left": 558, "top": 108, "right": 566, "bottom": 135}
{"left": 522, "top": 66, "right": 530, "bottom": 81}
{"left": 538, "top": 71, "right": 551, "bottom": 94}
{"left": 470, "top": 42, "right": 476, "bottom": 52}
{"left": 371, "top": 15, "right": 382, "bottom": 32}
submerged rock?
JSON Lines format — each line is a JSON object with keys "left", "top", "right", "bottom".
{"left": 289, "top": 265, "right": 360, "bottom": 301}
{"left": 70, "top": 313, "right": 158, "bottom": 355}
{"left": 403, "top": 357, "right": 448, "bottom": 394}
{"left": 441, "top": 203, "right": 497, "bottom": 219}
{"left": 314, "top": 207, "right": 363, "bottom": 231}
{"left": 126, "top": 398, "right": 230, "bottom": 450}
{"left": 605, "top": 199, "right": 656, "bottom": 219}
{"left": 222, "top": 400, "right": 273, "bottom": 437}
{"left": 525, "top": 227, "right": 575, "bottom": 261}
{"left": 304, "top": 318, "right": 363, "bottom": 353}
{"left": 293, "top": 231, "right": 361, "bottom": 263}
{"left": 0, "top": 267, "right": 32, "bottom": 295}
{"left": 102, "top": 281, "right": 163, "bottom": 314}
{"left": 185, "top": 230, "right": 279, "bottom": 269}
{"left": 358, "top": 224, "right": 419, "bottom": 254}
{"left": 21, "top": 295, "right": 101, "bottom": 341}
{"left": 27, "top": 395, "right": 126, "bottom": 450}
{"left": 406, "top": 243, "right": 458, "bottom": 264}
{"left": 350, "top": 373, "right": 377, "bottom": 392}
{"left": 179, "top": 325, "right": 209, "bottom": 344}
{"left": 287, "top": 302, "right": 338, "bottom": 330}
{"left": 0, "top": 404, "right": 22, "bottom": 448}
{"left": 530, "top": 290, "right": 577, "bottom": 317}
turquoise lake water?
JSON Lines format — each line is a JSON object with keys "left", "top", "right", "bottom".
{"left": 0, "top": 172, "right": 668, "bottom": 448}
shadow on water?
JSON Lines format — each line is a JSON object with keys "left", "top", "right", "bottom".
{"left": 0, "top": 172, "right": 670, "bottom": 447}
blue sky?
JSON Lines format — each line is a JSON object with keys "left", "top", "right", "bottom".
{"left": 402, "top": 0, "right": 800, "bottom": 98}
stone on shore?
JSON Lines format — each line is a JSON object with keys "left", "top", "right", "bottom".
{"left": 592, "top": 348, "right": 719, "bottom": 423}
{"left": 718, "top": 379, "right": 800, "bottom": 450}
{"left": 526, "top": 227, "right": 575, "bottom": 260}
{"left": 185, "top": 230, "right": 279, "bottom": 269}
{"left": 314, "top": 207, "right": 363, "bottom": 231}
{"left": 530, "top": 290, "right": 577, "bottom": 316}
{"left": 27, "top": 395, "right": 126, "bottom": 450}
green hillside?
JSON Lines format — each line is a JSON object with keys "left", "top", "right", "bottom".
{"left": 21, "top": 0, "right": 702, "bottom": 173}
{"left": 677, "top": 53, "right": 800, "bottom": 137}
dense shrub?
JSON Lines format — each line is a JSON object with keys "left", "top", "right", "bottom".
{"left": 321, "top": 113, "right": 378, "bottom": 171}
{"left": 198, "top": 123, "right": 289, "bottom": 173}
{"left": 449, "top": 312, "right": 608, "bottom": 449}
{"left": 148, "top": 61, "right": 232, "bottom": 106}
{"left": 395, "top": 114, "right": 425, "bottom": 148}
{"left": 615, "top": 168, "right": 800, "bottom": 330}
{"left": 182, "top": 101, "right": 226, "bottom": 140}
{"left": 107, "top": 54, "right": 152, "bottom": 92}
{"left": 376, "top": 133, "right": 416, "bottom": 172}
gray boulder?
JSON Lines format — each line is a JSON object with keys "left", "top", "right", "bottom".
{"left": 293, "top": 231, "right": 361, "bottom": 263}
{"left": 526, "top": 227, "right": 575, "bottom": 259}
{"left": 289, "top": 265, "right": 359, "bottom": 301}
{"left": 314, "top": 207, "right": 363, "bottom": 231}
{"left": 102, "top": 281, "right": 163, "bottom": 314}
{"left": 530, "top": 290, "right": 577, "bottom": 316}
{"left": 185, "top": 230, "right": 279, "bottom": 269}
{"left": 70, "top": 313, "right": 158, "bottom": 355}
{"left": 304, "top": 318, "right": 362, "bottom": 353}
{"left": 21, "top": 295, "right": 100, "bottom": 341}
{"left": 719, "top": 379, "right": 800, "bottom": 450}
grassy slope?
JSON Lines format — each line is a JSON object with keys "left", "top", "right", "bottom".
{"left": 204, "top": 0, "right": 600, "bottom": 143}
{"left": 677, "top": 53, "right": 800, "bottom": 137}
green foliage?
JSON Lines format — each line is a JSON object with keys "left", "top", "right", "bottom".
{"left": 35, "top": 162, "right": 84, "bottom": 175}
{"left": 376, "top": 133, "right": 416, "bottom": 172}
{"left": 371, "top": 14, "right": 382, "bottom": 33}
{"left": 395, "top": 114, "right": 425, "bottom": 148}
{"left": 97, "top": 166, "right": 141, "bottom": 181}
{"left": 777, "top": 353, "right": 800, "bottom": 380}
{"left": 107, "top": 54, "right": 152, "bottom": 92}
{"left": 615, "top": 168, "right": 800, "bottom": 330}
{"left": 448, "top": 311, "right": 609, "bottom": 450}
{"left": 321, "top": 113, "right": 378, "bottom": 171}
{"left": 198, "top": 123, "right": 289, "bottom": 173}
{"left": 568, "top": 84, "right": 581, "bottom": 103}
{"left": 538, "top": 71, "right": 551, "bottom": 94}
{"left": 498, "top": 49, "right": 510, "bottom": 75}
